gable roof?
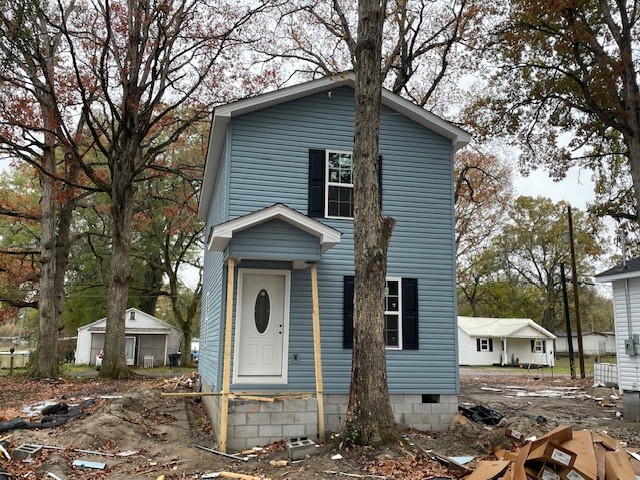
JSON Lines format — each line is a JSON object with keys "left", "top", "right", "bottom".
{"left": 208, "top": 203, "right": 341, "bottom": 253}
{"left": 77, "top": 307, "right": 178, "bottom": 333}
{"left": 457, "top": 316, "right": 557, "bottom": 340}
{"left": 198, "top": 71, "right": 472, "bottom": 219}
{"left": 595, "top": 257, "right": 640, "bottom": 283}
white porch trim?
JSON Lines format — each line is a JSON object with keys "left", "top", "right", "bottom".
{"left": 208, "top": 203, "right": 341, "bottom": 253}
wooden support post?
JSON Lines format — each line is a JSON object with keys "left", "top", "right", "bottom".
{"left": 310, "top": 264, "right": 325, "bottom": 441}
{"left": 219, "top": 257, "right": 236, "bottom": 453}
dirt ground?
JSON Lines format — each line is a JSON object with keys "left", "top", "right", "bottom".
{"left": 0, "top": 368, "right": 636, "bottom": 479}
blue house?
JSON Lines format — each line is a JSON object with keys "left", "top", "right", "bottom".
{"left": 197, "top": 72, "right": 470, "bottom": 451}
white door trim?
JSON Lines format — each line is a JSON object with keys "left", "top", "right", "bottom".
{"left": 125, "top": 336, "right": 136, "bottom": 366}
{"left": 233, "top": 268, "right": 291, "bottom": 385}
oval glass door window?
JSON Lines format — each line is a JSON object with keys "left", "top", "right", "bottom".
{"left": 254, "top": 289, "right": 271, "bottom": 334}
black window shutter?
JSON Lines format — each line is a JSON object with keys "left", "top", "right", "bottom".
{"left": 308, "top": 149, "right": 326, "bottom": 217}
{"left": 402, "top": 278, "right": 419, "bottom": 350}
{"left": 530, "top": 339, "right": 535, "bottom": 352}
{"left": 476, "top": 339, "right": 481, "bottom": 352}
{"left": 343, "top": 276, "right": 355, "bottom": 348}
{"left": 378, "top": 154, "right": 383, "bottom": 209}
{"left": 542, "top": 341, "right": 546, "bottom": 353}
{"left": 489, "top": 338, "right": 493, "bottom": 352}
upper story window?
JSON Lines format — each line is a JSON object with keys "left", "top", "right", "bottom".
{"left": 326, "top": 151, "right": 354, "bottom": 219}
{"left": 308, "top": 149, "right": 381, "bottom": 220}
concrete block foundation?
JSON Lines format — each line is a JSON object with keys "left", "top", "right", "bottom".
{"left": 201, "top": 384, "right": 458, "bottom": 452}
{"left": 623, "top": 390, "right": 640, "bottom": 421}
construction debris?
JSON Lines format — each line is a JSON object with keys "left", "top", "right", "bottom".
{"left": 459, "top": 405, "right": 504, "bottom": 426}
{"left": 200, "top": 472, "right": 268, "bottom": 479}
{"left": 469, "top": 424, "right": 637, "bottom": 480}
{"left": 195, "top": 444, "right": 250, "bottom": 462}
{"left": 72, "top": 459, "right": 106, "bottom": 469}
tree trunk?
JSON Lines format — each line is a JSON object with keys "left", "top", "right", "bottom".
{"left": 33, "top": 133, "right": 59, "bottom": 378}
{"left": 626, "top": 135, "right": 640, "bottom": 223}
{"left": 342, "top": 0, "right": 399, "bottom": 446}
{"left": 138, "top": 256, "right": 163, "bottom": 314}
{"left": 100, "top": 176, "right": 134, "bottom": 379}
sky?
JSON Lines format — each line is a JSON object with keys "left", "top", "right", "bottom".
{"left": 513, "top": 165, "right": 596, "bottom": 211}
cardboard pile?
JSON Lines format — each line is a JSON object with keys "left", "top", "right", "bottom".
{"left": 467, "top": 425, "right": 639, "bottom": 480}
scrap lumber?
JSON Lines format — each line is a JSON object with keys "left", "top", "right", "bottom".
{"left": 195, "top": 444, "right": 249, "bottom": 462}
{"left": 201, "top": 472, "right": 269, "bottom": 479}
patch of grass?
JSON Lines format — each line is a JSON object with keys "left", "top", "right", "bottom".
{"left": 0, "top": 368, "right": 28, "bottom": 377}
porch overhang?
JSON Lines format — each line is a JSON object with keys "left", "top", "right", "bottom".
{"left": 208, "top": 203, "right": 341, "bottom": 256}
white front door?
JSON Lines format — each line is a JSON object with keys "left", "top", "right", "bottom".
{"left": 234, "top": 270, "right": 290, "bottom": 384}
{"left": 125, "top": 336, "right": 136, "bottom": 365}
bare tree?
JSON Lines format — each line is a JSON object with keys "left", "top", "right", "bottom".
{"left": 254, "top": 0, "right": 483, "bottom": 112}
{"left": 51, "top": 0, "right": 268, "bottom": 378}
{"left": 0, "top": 0, "right": 90, "bottom": 377}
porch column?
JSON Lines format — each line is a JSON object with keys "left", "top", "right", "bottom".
{"left": 310, "top": 264, "right": 325, "bottom": 442}
{"left": 219, "top": 257, "right": 236, "bottom": 453}
{"left": 502, "top": 337, "right": 507, "bottom": 366}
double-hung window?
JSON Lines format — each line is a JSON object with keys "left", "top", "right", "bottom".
{"left": 326, "top": 151, "right": 354, "bottom": 219}
{"left": 384, "top": 278, "right": 402, "bottom": 348}
{"left": 343, "top": 276, "right": 419, "bottom": 350}
{"left": 309, "top": 148, "right": 381, "bottom": 220}
{"left": 476, "top": 337, "right": 493, "bottom": 352}
{"left": 533, "top": 339, "right": 546, "bottom": 353}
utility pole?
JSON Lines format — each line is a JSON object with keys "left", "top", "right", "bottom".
{"left": 567, "top": 206, "right": 585, "bottom": 378}
{"left": 560, "top": 262, "right": 576, "bottom": 379}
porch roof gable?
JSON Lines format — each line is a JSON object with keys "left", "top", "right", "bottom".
{"left": 208, "top": 203, "right": 341, "bottom": 253}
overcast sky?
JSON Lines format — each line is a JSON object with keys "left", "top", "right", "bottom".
{"left": 513, "top": 165, "right": 595, "bottom": 211}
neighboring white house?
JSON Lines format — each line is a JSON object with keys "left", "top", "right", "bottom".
{"left": 75, "top": 308, "right": 181, "bottom": 367}
{"left": 457, "top": 316, "right": 557, "bottom": 367}
{"left": 555, "top": 331, "right": 616, "bottom": 355}
{"left": 596, "top": 258, "right": 640, "bottom": 420}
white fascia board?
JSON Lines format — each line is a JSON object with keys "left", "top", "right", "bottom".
{"left": 198, "top": 114, "right": 230, "bottom": 219}
{"left": 208, "top": 204, "right": 341, "bottom": 252}
{"left": 511, "top": 322, "right": 557, "bottom": 340}
{"left": 595, "top": 271, "right": 640, "bottom": 283}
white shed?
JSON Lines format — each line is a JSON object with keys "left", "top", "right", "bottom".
{"left": 75, "top": 308, "right": 181, "bottom": 367}
{"left": 457, "top": 316, "right": 557, "bottom": 367}
{"left": 555, "top": 331, "right": 616, "bottom": 355}
{"left": 595, "top": 258, "right": 640, "bottom": 420}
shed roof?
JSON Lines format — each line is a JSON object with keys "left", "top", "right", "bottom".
{"left": 457, "top": 316, "right": 557, "bottom": 340}
{"left": 198, "top": 71, "right": 472, "bottom": 219}
{"left": 77, "top": 307, "right": 178, "bottom": 334}
{"left": 595, "top": 257, "right": 640, "bottom": 283}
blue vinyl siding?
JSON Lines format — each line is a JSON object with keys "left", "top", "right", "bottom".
{"left": 207, "top": 86, "right": 458, "bottom": 395}
{"left": 229, "top": 219, "right": 321, "bottom": 262}
{"left": 199, "top": 140, "right": 230, "bottom": 391}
